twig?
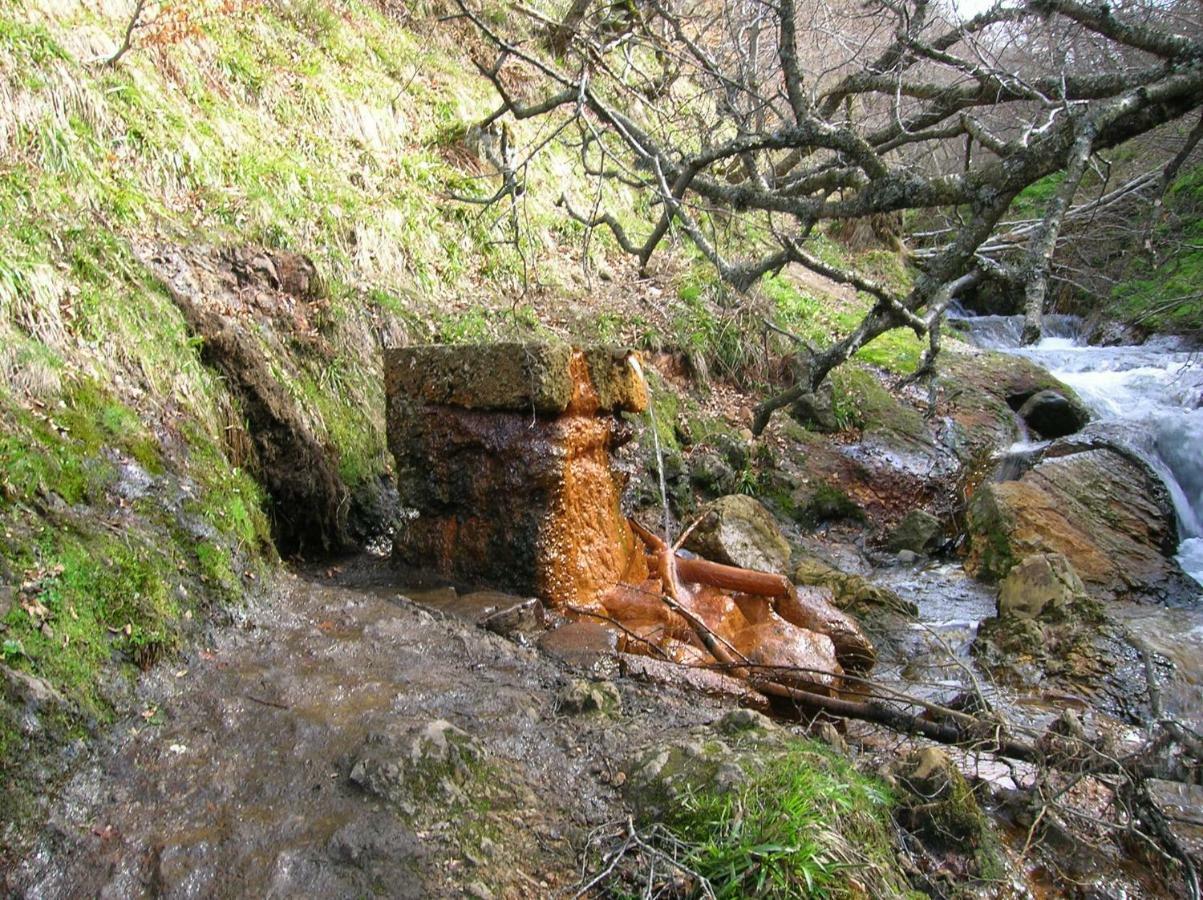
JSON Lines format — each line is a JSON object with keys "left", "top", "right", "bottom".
{"left": 103, "top": 0, "right": 149, "bottom": 68}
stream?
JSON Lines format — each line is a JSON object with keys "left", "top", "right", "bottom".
{"left": 951, "top": 310, "right": 1203, "bottom": 587}
{"left": 904, "top": 310, "right": 1203, "bottom": 731}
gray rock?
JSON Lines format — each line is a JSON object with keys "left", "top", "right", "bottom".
{"left": 683, "top": 495, "right": 791, "bottom": 575}
{"left": 886, "top": 509, "right": 942, "bottom": 554}
{"left": 556, "top": 679, "right": 621, "bottom": 716}
{"left": 688, "top": 449, "right": 736, "bottom": 496}
{"left": 787, "top": 381, "right": 839, "bottom": 433}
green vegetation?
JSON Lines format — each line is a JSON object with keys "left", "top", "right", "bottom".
{"left": 829, "top": 365, "right": 927, "bottom": 439}
{"left": 633, "top": 733, "right": 913, "bottom": 899}
{"left": 1110, "top": 163, "right": 1203, "bottom": 332}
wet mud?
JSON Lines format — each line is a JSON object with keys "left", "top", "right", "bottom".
{"left": 6, "top": 556, "right": 737, "bottom": 899}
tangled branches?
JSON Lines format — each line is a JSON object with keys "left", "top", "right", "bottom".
{"left": 456, "top": 0, "right": 1203, "bottom": 430}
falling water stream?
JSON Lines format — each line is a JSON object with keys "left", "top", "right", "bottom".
{"left": 940, "top": 309, "right": 1203, "bottom": 730}
{"left": 627, "top": 356, "right": 673, "bottom": 543}
{"left": 952, "top": 310, "right": 1203, "bottom": 587}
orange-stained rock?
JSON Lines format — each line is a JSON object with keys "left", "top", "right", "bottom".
{"left": 389, "top": 345, "right": 644, "bottom": 606}
{"left": 778, "top": 586, "right": 876, "bottom": 673}
{"left": 730, "top": 616, "right": 842, "bottom": 693}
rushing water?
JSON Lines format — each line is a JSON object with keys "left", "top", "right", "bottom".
{"left": 951, "top": 309, "right": 1203, "bottom": 588}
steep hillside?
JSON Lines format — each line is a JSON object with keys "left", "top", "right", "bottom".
{"left": 0, "top": 0, "right": 920, "bottom": 845}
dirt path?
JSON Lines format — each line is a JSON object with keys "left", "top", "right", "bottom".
{"left": 8, "top": 557, "right": 728, "bottom": 898}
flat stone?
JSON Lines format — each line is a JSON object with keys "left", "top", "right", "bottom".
{"left": 538, "top": 622, "right": 621, "bottom": 672}
{"left": 384, "top": 343, "right": 647, "bottom": 415}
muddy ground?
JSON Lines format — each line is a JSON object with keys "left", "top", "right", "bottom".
{"left": 5, "top": 555, "right": 751, "bottom": 898}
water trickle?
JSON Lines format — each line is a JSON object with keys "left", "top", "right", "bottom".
{"left": 628, "top": 355, "right": 673, "bottom": 543}
{"left": 992, "top": 416, "right": 1050, "bottom": 483}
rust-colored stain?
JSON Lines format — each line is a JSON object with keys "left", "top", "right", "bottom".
{"left": 389, "top": 345, "right": 868, "bottom": 691}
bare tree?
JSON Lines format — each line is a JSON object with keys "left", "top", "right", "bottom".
{"left": 454, "top": 0, "right": 1203, "bottom": 429}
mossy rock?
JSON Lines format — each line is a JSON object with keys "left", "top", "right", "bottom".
{"left": 793, "top": 554, "right": 918, "bottom": 618}
{"left": 885, "top": 747, "right": 1005, "bottom": 882}
{"left": 621, "top": 716, "right": 915, "bottom": 898}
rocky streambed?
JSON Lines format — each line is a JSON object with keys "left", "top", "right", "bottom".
{"left": 8, "top": 328, "right": 1203, "bottom": 898}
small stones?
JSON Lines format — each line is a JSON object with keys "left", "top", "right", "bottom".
{"left": 556, "top": 679, "right": 621, "bottom": 716}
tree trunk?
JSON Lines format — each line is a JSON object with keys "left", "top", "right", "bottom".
{"left": 1021, "top": 123, "right": 1096, "bottom": 345}
{"left": 550, "top": 0, "right": 593, "bottom": 55}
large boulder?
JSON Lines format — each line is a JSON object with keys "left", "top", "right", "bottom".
{"left": 965, "top": 445, "right": 1193, "bottom": 602}
{"left": 885, "top": 509, "right": 942, "bottom": 554}
{"left": 1017, "top": 389, "right": 1090, "bottom": 439}
{"left": 683, "top": 495, "right": 791, "bottom": 575}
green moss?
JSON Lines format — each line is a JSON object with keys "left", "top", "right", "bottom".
{"left": 0, "top": 531, "right": 181, "bottom": 714}
{"left": 828, "top": 364, "right": 927, "bottom": 439}
{"left": 1110, "top": 163, "right": 1203, "bottom": 332}
{"left": 180, "top": 423, "right": 272, "bottom": 551}
{"left": 644, "top": 370, "right": 682, "bottom": 453}
{"left": 794, "top": 482, "right": 866, "bottom": 529}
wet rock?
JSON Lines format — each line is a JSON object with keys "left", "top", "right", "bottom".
{"left": 885, "top": 508, "right": 942, "bottom": 554}
{"left": 556, "top": 679, "right": 621, "bottom": 716}
{"left": 729, "top": 618, "right": 842, "bottom": 692}
{"left": 683, "top": 495, "right": 791, "bottom": 575}
{"left": 787, "top": 381, "right": 839, "bottom": 433}
{"left": 792, "top": 555, "right": 918, "bottom": 617}
{"left": 965, "top": 445, "right": 1192, "bottom": 602}
{"left": 938, "top": 350, "right": 1085, "bottom": 467}
{"left": 972, "top": 553, "right": 1158, "bottom": 716}
{"left": 997, "top": 552, "right": 1084, "bottom": 620}
{"left": 539, "top": 622, "right": 621, "bottom": 676}
{"left": 350, "top": 720, "right": 484, "bottom": 813}
{"left": 477, "top": 596, "right": 545, "bottom": 639}
{"left": 618, "top": 654, "right": 770, "bottom": 710}
{"left": 1017, "top": 389, "right": 1090, "bottom": 439}
{"left": 326, "top": 815, "right": 425, "bottom": 894}
{"left": 777, "top": 586, "right": 876, "bottom": 673}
